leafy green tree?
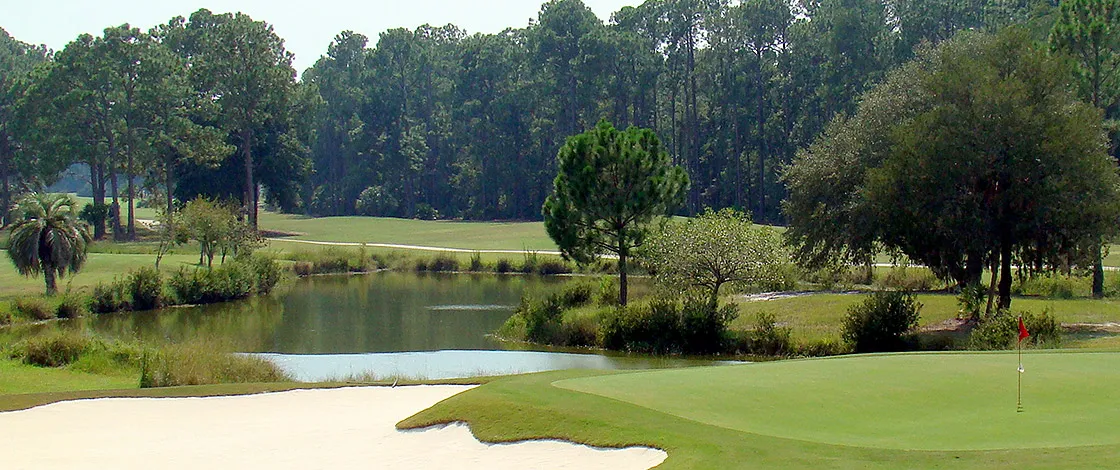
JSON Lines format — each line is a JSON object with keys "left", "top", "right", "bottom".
{"left": 0, "top": 28, "right": 51, "bottom": 227}
{"left": 6, "top": 193, "right": 92, "bottom": 295}
{"left": 785, "top": 28, "right": 1120, "bottom": 310}
{"left": 642, "top": 208, "right": 788, "bottom": 302}
{"left": 180, "top": 197, "right": 237, "bottom": 268}
{"left": 543, "top": 119, "right": 689, "bottom": 305}
{"left": 1050, "top": 0, "right": 1120, "bottom": 297}
{"left": 162, "top": 9, "right": 297, "bottom": 229}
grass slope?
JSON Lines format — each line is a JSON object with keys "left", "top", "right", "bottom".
{"left": 401, "top": 355, "right": 1120, "bottom": 469}
{"left": 0, "top": 253, "right": 201, "bottom": 297}
{"left": 733, "top": 293, "right": 1120, "bottom": 344}
{"left": 258, "top": 212, "right": 557, "bottom": 251}
{"left": 0, "top": 359, "right": 135, "bottom": 395}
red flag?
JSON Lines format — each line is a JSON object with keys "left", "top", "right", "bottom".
{"left": 1018, "top": 317, "right": 1030, "bottom": 343}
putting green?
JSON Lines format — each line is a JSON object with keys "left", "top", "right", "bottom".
{"left": 554, "top": 352, "right": 1120, "bottom": 451}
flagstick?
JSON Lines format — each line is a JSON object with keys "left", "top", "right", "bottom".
{"left": 1017, "top": 338, "right": 1023, "bottom": 413}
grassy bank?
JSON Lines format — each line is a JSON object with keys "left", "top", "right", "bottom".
{"left": 400, "top": 352, "right": 1120, "bottom": 469}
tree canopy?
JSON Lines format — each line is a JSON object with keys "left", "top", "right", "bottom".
{"left": 785, "top": 28, "right": 1120, "bottom": 310}
{"left": 543, "top": 119, "right": 688, "bottom": 305}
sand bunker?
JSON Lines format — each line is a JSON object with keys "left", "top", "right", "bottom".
{"left": 0, "top": 386, "right": 666, "bottom": 470}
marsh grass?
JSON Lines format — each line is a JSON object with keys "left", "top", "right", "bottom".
{"left": 139, "top": 341, "right": 290, "bottom": 388}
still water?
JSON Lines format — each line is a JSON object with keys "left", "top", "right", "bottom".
{"left": 42, "top": 272, "right": 733, "bottom": 380}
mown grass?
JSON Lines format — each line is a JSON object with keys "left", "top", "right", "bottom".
{"left": 257, "top": 212, "right": 558, "bottom": 251}
{"left": 400, "top": 354, "right": 1120, "bottom": 469}
{"left": 0, "top": 253, "right": 201, "bottom": 298}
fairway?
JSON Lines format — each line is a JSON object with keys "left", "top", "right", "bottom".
{"left": 555, "top": 352, "right": 1120, "bottom": 451}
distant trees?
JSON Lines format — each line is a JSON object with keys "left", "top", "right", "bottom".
{"left": 6, "top": 193, "right": 92, "bottom": 295}
{"left": 785, "top": 28, "right": 1120, "bottom": 310}
{"left": 543, "top": 120, "right": 688, "bottom": 305}
{"left": 1050, "top": 0, "right": 1120, "bottom": 297}
{"left": 0, "top": 0, "right": 1093, "bottom": 227}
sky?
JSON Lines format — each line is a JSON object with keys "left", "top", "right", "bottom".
{"left": 1, "top": 0, "right": 642, "bottom": 73}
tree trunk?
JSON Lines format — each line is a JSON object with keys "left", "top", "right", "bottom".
{"left": 89, "top": 160, "right": 106, "bottom": 239}
{"left": 241, "top": 128, "right": 257, "bottom": 230}
{"left": 126, "top": 147, "right": 136, "bottom": 241}
{"left": 1093, "top": 244, "right": 1104, "bottom": 298}
{"left": 110, "top": 171, "right": 122, "bottom": 241}
{"left": 44, "top": 269, "right": 57, "bottom": 296}
{"left": 619, "top": 250, "right": 629, "bottom": 307}
{"left": 998, "top": 243, "right": 1013, "bottom": 310}
{"left": 0, "top": 141, "right": 10, "bottom": 227}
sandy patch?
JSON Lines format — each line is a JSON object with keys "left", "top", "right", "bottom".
{"left": 0, "top": 386, "right": 666, "bottom": 470}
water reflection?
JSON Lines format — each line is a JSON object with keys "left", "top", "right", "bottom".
{"left": 254, "top": 350, "right": 739, "bottom": 382}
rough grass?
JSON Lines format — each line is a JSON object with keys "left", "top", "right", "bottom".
{"left": 732, "top": 293, "right": 1120, "bottom": 345}
{"left": 401, "top": 355, "right": 1120, "bottom": 469}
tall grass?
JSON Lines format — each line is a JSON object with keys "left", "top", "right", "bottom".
{"left": 139, "top": 341, "right": 290, "bottom": 388}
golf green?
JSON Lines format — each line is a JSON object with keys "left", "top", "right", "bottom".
{"left": 554, "top": 352, "right": 1120, "bottom": 451}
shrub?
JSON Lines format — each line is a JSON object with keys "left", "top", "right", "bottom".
{"left": 877, "top": 267, "right": 940, "bottom": 291}
{"left": 468, "top": 252, "right": 484, "bottom": 272}
{"left": 128, "top": 267, "right": 165, "bottom": 311}
{"left": 536, "top": 259, "right": 572, "bottom": 275}
{"left": 600, "top": 293, "right": 736, "bottom": 355}
{"left": 246, "top": 256, "right": 282, "bottom": 294}
{"left": 56, "top": 293, "right": 89, "bottom": 319}
{"left": 168, "top": 262, "right": 256, "bottom": 305}
{"left": 594, "top": 278, "right": 619, "bottom": 307}
{"left": 520, "top": 252, "right": 540, "bottom": 274}
{"left": 495, "top": 258, "right": 514, "bottom": 274}
{"left": 957, "top": 283, "right": 986, "bottom": 321}
{"left": 13, "top": 297, "right": 54, "bottom": 321}
{"left": 91, "top": 280, "right": 130, "bottom": 314}
{"left": 842, "top": 291, "right": 922, "bottom": 353}
{"left": 293, "top": 261, "right": 313, "bottom": 277}
{"left": 970, "top": 308, "right": 1061, "bottom": 350}
{"left": 969, "top": 310, "right": 1018, "bottom": 350}
{"left": 1013, "top": 274, "right": 1088, "bottom": 299}
{"left": 558, "top": 313, "right": 599, "bottom": 347}
{"left": 747, "top": 311, "right": 792, "bottom": 356}
{"left": 139, "top": 342, "right": 290, "bottom": 388}
{"left": 426, "top": 254, "right": 460, "bottom": 273}
{"left": 10, "top": 332, "right": 93, "bottom": 367}
{"left": 0, "top": 307, "right": 10, "bottom": 326}
{"left": 678, "top": 293, "right": 739, "bottom": 354}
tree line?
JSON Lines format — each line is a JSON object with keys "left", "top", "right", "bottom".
{"left": 0, "top": 0, "right": 1097, "bottom": 235}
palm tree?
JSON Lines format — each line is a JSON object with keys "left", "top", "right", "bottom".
{"left": 6, "top": 193, "right": 92, "bottom": 295}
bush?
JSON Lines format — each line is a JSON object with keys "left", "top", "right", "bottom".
{"left": 600, "top": 293, "right": 737, "bottom": 355}
{"left": 746, "top": 311, "right": 792, "bottom": 356}
{"left": 91, "top": 280, "right": 130, "bottom": 314}
{"left": 468, "top": 252, "right": 484, "bottom": 272}
{"left": 13, "top": 297, "right": 55, "bottom": 321}
{"left": 520, "top": 252, "right": 540, "bottom": 274}
{"left": 0, "top": 307, "right": 10, "bottom": 326}
{"left": 970, "top": 308, "right": 1061, "bottom": 350}
{"left": 168, "top": 262, "right": 256, "bottom": 305}
{"left": 536, "top": 259, "right": 572, "bottom": 275}
{"left": 293, "top": 261, "right": 313, "bottom": 277}
{"left": 56, "top": 293, "right": 89, "bottom": 319}
{"left": 957, "top": 283, "right": 986, "bottom": 321}
{"left": 841, "top": 291, "right": 922, "bottom": 353}
{"left": 10, "top": 332, "right": 93, "bottom": 367}
{"left": 594, "top": 278, "right": 619, "bottom": 307}
{"left": 426, "top": 254, "right": 460, "bottom": 273}
{"left": 502, "top": 282, "right": 598, "bottom": 345}
{"left": 495, "top": 258, "right": 514, "bottom": 274}
{"left": 246, "top": 256, "right": 282, "bottom": 294}
{"left": 128, "top": 267, "right": 165, "bottom": 311}
{"left": 1013, "top": 274, "right": 1088, "bottom": 299}
{"left": 877, "top": 267, "right": 940, "bottom": 291}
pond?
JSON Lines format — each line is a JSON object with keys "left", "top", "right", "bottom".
{"left": 23, "top": 272, "right": 735, "bottom": 380}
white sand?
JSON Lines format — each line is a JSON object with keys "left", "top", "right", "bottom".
{"left": 0, "top": 386, "right": 667, "bottom": 470}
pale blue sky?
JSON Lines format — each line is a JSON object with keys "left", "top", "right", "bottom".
{"left": 1, "top": 0, "right": 641, "bottom": 72}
